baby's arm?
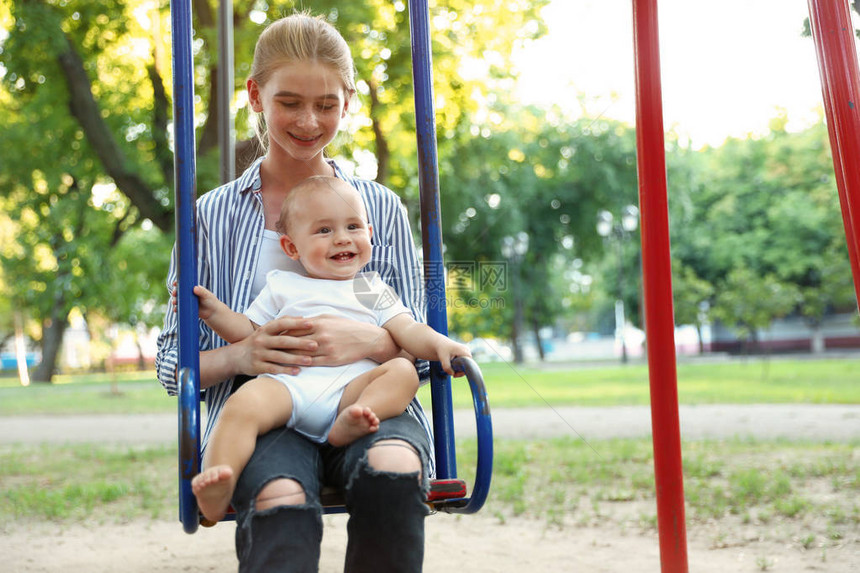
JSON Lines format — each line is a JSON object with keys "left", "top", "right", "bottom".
{"left": 193, "top": 285, "right": 256, "bottom": 343}
{"left": 382, "top": 314, "right": 471, "bottom": 376}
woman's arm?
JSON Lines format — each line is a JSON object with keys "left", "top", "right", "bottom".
{"left": 196, "top": 316, "right": 318, "bottom": 389}
{"left": 156, "top": 187, "right": 320, "bottom": 394}
{"left": 155, "top": 245, "right": 187, "bottom": 396}
{"left": 294, "top": 315, "right": 402, "bottom": 367}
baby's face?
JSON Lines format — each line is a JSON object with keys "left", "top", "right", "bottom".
{"left": 283, "top": 184, "right": 373, "bottom": 281}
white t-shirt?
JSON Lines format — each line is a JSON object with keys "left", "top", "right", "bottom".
{"left": 250, "top": 230, "right": 303, "bottom": 300}
{"left": 245, "top": 270, "right": 413, "bottom": 442}
{"left": 246, "top": 270, "right": 412, "bottom": 327}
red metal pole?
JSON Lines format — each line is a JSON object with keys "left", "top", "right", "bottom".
{"left": 807, "top": 0, "right": 860, "bottom": 310}
{"left": 631, "top": 1, "right": 689, "bottom": 571}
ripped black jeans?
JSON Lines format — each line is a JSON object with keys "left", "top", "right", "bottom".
{"left": 231, "top": 412, "right": 432, "bottom": 572}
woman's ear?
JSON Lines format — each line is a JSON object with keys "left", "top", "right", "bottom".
{"left": 280, "top": 234, "right": 301, "bottom": 260}
{"left": 341, "top": 90, "right": 354, "bottom": 119}
{"left": 248, "top": 78, "right": 264, "bottom": 113}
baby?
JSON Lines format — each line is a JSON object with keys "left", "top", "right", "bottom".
{"left": 187, "top": 176, "right": 470, "bottom": 522}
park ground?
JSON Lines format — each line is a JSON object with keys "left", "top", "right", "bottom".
{"left": 6, "top": 508, "right": 855, "bottom": 572}
{"left": 2, "top": 402, "right": 859, "bottom": 571}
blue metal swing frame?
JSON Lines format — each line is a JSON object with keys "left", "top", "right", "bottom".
{"left": 169, "top": 0, "right": 493, "bottom": 534}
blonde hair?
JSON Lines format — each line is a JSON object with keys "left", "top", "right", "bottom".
{"left": 249, "top": 13, "right": 356, "bottom": 149}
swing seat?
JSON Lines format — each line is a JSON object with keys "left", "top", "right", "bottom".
{"left": 171, "top": 0, "right": 493, "bottom": 535}
{"left": 179, "top": 355, "right": 492, "bottom": 532}
{"left": 320, "top": 478, "right": 469, "bottom": 512}
{"left": 198, "top": 478, "right": 470, "bottom": 527}
{"left": 198, "top": 478, "right": 469, "bottom": 527}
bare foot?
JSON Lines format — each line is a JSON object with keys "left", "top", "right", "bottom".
{"left": 191, "top": 465, "right": 234, "bottom": 523}
{"left": 328, "top": 404, "right": 380, "bottom": 447}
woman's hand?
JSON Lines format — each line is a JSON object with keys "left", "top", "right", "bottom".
{"left": 237, "top": 316, "right": 321, "bottom": 374}
{"left": 289, "top": 314, "right": 400, "bottom": 367}
{"left": 200, "top": 316, "right": 318, "bottom": 387}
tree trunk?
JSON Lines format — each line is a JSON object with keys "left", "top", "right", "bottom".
{"left": 810, "top": 323, "right": 826, "bottom": 354}
{"left": 367, "top": 78, "right": 390, "bottom": 185}
{"left": 14, "top": 312, "right": 31, "bottom": 386}
{"left": 191, "top": 0, "right": 221, "bottom": 160}
{"left": 695, "top": 322, "right": 705, "bottom": 355}
{"left": 107, "top": 341, "right": 119, "bottom": 395}
{"left": 135, "top": 332, "right": 146, "bottom": 371}
{"left": 532, "top": 318, "right": 545, "bottom": 361}
{"left": 32, "top": 301, "right": 69, "bottom": 383}
{"left": 147, "top": 63, "right": 174, "bottom": 191}
{"left": 510, "top": 322, "right": 523, "bottom": 364}
{"left": 197, "top": 64, "right": 221, "bottom": 157}
{"left": 55, "top": 34, "right": 171, "bottom": 232}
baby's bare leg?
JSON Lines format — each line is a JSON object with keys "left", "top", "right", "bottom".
{"left": 192, "top": 377, "right": 292, "bottom": 522}
{"left": 328, "top": 357, "right": 419, "bottom": 447}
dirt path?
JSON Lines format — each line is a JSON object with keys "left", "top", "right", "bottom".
{"left": 3, "top": 404, "right": 859, "bottom": 445}
{"left": 4, "top": 511, "right": 857, "bottom": 572}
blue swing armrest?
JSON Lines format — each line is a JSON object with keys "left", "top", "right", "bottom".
{"left": 431, "top": 356, "right": 493, "bottom": 514}
{"left": 178, "top": 367, "right": 200, "bottom": 534}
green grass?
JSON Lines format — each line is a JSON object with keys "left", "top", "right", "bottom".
{"left": 5, "top": 437, "right": 856, "bottom": 531}
{"left": 0, "top": 369, "right": 157, "bottom": 388}
{"left": 454, "top": 436, "right": 860, "bottom": 533}
{"left": 1, "top": 355, "right": 858, "bottom": 415}
{"left": 0, "top": 444, "right": 175, "bottom": 522}
{"left": 422, "top": 356, "right": 860, "bottom": 409}
{"left": 0, "top": 371, "right": 170, "bottom": 415}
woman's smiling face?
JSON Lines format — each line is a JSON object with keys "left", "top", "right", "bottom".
{"left": 249, "top": 60, "right": 348, "bottom": 164}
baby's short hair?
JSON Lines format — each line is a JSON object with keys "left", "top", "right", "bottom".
{"left": 276, "top": 176, "right": 366, "bottom": 234}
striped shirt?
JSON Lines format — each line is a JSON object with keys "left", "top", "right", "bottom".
{"left": 155, "top": 157, "right": 435, "bottom": 476}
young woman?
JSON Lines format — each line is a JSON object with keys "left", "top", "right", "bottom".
{"left": 156, "top": 13, "right": 433, "bottom": 571}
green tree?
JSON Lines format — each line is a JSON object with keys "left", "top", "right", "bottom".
{"left": 439, "top": 104, "right": 640, "bottom": 352}
{"left": 711, "top": 266, "right": 799, "bottom": 353}
{"left": 0, "top": 198, "right": 16, "bottom": 350}
{"left": 669, "top": 117, "right": 854, "bottom": 350}
{"left": 1, "top": 0, "right": 172, "bottom": 381}
{"left": 1, "top": 0, "right": 550, "bottom": 379}
{"left": 671, "top": 259, "right": 714, "bottom": 354}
